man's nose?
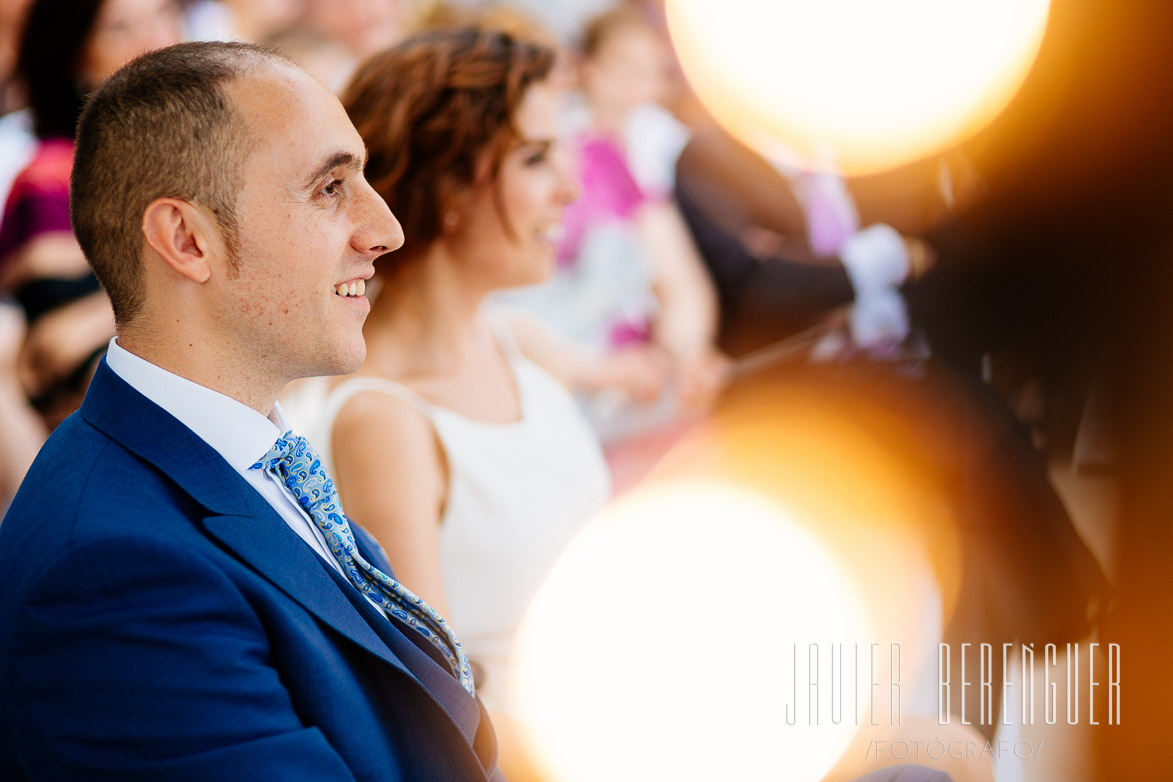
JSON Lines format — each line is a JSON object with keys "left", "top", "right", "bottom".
{"left": 354, "top": 180, "right": 404, "bottom": 256}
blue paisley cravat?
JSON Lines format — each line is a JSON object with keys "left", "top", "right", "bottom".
{"left": 251, "top": 431, "right": 475, "bottom": 696}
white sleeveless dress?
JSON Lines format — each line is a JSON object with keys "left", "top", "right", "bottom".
{"left": 309, "top": 318, "right": 611, "bottom": 712}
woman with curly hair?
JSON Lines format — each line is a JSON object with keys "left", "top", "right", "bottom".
{"left": 303, "top": 29, "right": 611, "bottom": 760}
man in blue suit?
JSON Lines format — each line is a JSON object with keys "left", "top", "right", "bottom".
{"left": 0, "top": 41, "right": 502, "bottom": 781}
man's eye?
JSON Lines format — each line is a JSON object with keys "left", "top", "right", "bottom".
{"left": 321, "top": 179, "right": 344, "bottom": 198}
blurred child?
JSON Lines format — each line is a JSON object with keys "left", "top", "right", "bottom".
{"left": 498, "top": 6, "right": 728, "bottom": 446}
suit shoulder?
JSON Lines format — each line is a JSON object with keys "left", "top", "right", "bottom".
{"left": 8, "top": 414, "right": 180, "bottom": 513}
{"left": 0, "top": 416, "right": 208, "bottom": 579}
{"left": 3, "top": 415, "right": 114, "bottom": 526}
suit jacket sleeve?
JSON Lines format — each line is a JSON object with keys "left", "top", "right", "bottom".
{"left": 6, "top": 534, "right": 360, "bottom": 781}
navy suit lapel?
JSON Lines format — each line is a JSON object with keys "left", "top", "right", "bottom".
{"left": 81, "top": 360, "right": 484, "bottom": 742}
{"left": 80, "top": 362, "right": 408, "bottom": 672}
{"left": 81, "top": 359, "right": 247, "bottom": 517}
{"left": 201, "top": 501, "right": 412, "bottom": 678}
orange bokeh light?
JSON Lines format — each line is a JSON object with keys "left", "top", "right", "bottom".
{"left": 666, "top": 0, "right": 1051, "bottom": 174}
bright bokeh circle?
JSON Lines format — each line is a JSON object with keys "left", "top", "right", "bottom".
{"left": 508, "top": 480, "right": 873, "bottom": 782}
{"left": 666, "top": 0, "right": 1051, "bottom": 174}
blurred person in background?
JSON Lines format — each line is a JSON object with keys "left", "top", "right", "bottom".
{"left": 259, "top": 25, "right": 356, "bottom": 93}
{"left": 498, "top": 5, "right": 728, "bottom": 453}
{"left": 183, "top": 0, "right": 304, "bottom": 43}
{"left": 0, "top": 300, "right": 44, "bottom": 511}
{"left": 300, "top": 0, "right": 419, "bottom": 61}
{"left": 263, "top": 0, "right": 428, "bottom": 92}
{"left": 0, "top": 0, "right": 32, "bottom": 114}
{"left": 674, "top": 119, "right": 945, "bottom": 361}
{"left": 300, "top": 26, "right": 613, "bottom": 779}
{"left": 436, "top": 0, "right": 613, "bottom": 48}
{"left": 0, "top": 0, "right": 36, "bottom": 221}
{"left": 0, "top": 0, "right": 182, "bottom": 436}
{"left": 413, "top": 0, "right": 579, "bottom": 94}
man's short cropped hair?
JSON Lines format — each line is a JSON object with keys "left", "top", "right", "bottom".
{"left": 70, "top": 41, "right": 289, "bottom": 325}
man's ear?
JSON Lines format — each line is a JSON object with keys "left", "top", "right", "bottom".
{"left": 141, "top": 198, "right": 223, "bottom": 283}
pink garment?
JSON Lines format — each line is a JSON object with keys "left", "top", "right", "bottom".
{"left": 0, "top": 139, "right": 74, "bottom": 270}
{"left": 557, "top": 134, "right": 647, "bottom": 268}
{"left": 557, "top": 133, "right": 656, "bottom": 349}
{"left": 607, "top": 318, "right": 651, "bottom": 349}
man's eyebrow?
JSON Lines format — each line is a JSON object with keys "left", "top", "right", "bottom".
{"left": 303, "top": 151, "right": 366, "bottom": 190}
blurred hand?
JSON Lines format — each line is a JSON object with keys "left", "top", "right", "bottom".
{"left": 590, "top": 345, "right": 672, "bottom": 403}
{"left": 0, "top": 300, "right": 26, "bottom": 372}
{"left": 17, "top": 292, "right": 114, "bottom": 399}
{"left": 903, "top": 236, "right": 937, "bottom": 279}
{"left": 673, "top": 344, "right": 732, "bottom": 410}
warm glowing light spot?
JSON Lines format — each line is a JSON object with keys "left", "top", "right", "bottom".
{"left": 509, "top": 481, "right": 873, "bottom": 782}
{"left": 666, "top": 0, "right": 1051, "bottom": 174}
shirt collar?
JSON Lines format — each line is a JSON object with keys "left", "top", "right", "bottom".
{"left": 105, "top": 337, "right": 291, "bottom": 472}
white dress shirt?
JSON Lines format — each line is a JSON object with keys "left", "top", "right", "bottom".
{"left": 104, "top": 337, "right": 348, "bottom": 577}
